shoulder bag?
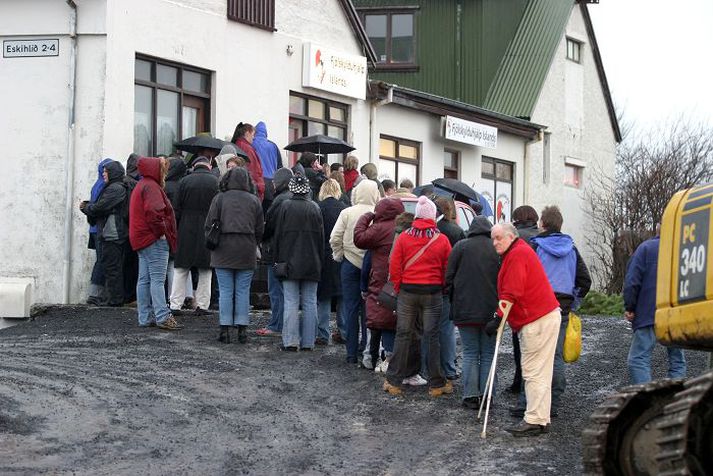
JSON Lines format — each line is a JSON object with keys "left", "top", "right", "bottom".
{"left": 205, "top": 194, "right": 224, "bottom": 251}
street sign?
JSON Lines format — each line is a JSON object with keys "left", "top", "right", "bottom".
{"left": 3, "top": 39, "right": 59, "bottom": 58}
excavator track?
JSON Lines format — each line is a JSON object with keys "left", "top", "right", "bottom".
{"left": 582, "top": 379, "right": 685, "bottom": 476}
{"left": 656, "top": 370, "right": 713, "bottom": 476}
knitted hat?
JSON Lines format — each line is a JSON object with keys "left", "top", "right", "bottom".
{"left": 288, "top": 175, "right": 311, "bottom": 195}
{"left": 414, "top": 195, "right": 437, "bottom": 220}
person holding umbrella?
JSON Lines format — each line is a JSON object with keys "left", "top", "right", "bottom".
{"left": 231, "top": 122, "right": 265, "bottom": 201}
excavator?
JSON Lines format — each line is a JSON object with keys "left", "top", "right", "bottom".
{"left": 582, "top": 183, "right": 713, "bottom": 475}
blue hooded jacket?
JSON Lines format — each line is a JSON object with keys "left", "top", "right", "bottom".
{"left": 531, "top": 233, "right": 577, "bottom": 297}
{"left": 252, "top": 122, "right": 282, "bottom": 180}
{"left": 623, "top": 237, "right": 659, "bottom": 330}
{"left": 89, "top": 158, "right": 114, "bottom": 233}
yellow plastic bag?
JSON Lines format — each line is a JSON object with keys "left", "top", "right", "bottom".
{"left": 563, "top": 312, "right": 582, "bottom": 363}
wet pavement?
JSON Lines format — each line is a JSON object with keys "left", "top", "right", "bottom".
{"left": 0, "top": 306, "right": 709, "bottom": 475}
{"left": 0, "top": 318, "right": 24, "bottom": 330}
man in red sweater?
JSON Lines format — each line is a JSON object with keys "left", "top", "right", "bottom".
{"left": 490, "top": 223, "right": 560, "bottom": 436}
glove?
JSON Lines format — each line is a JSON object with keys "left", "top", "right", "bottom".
{"left": 484, "top": 315, "right": 502, "bottom": 336}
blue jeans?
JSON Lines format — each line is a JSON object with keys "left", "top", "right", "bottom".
{"left": 341, "top": 260, "right": 366, "bottom": 360}
{"left": 317, "top": 298, "right": 331, "bottom": 341}
{"left": 215, "top": 268, "right": 254, "bottom": 327}
{"left": 136, "top": 239, "right": 171, "bottom": 326}
{"left": 459, "top": 326, "right": 497, "bottom": 400}
{"left": 266, "top": 265, "right": 284, "bottom": 332}
{"left": 628, "top": 326, "right": 687, "bottom": 384}
{"left": 282, "top": 280, "right": 318, "bottom": 349}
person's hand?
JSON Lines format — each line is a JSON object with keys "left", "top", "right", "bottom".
{"left": 485, "top": 315, "right": 502, "bottom": 336}
{"left": 79, "top": 200, "right": 88, "bottom": 210}
{"left": 624, "top": 311, "right": 635, "bottom": 322}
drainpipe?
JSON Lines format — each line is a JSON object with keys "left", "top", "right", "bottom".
{"left": 368, "top": 84, "right": 394, "bottom": 163}
{"left": 62, "top": 0, "right": 78, "bottom": 304}
{"left": 523, "top": 129, "right": 544, "bottom": 205}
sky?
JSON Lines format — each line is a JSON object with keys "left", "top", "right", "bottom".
{"left": 588, "top": 0, "right": 713, "bottom": 138}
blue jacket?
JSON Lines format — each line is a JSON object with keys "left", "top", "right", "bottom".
{"left": 623, "top": 237, "right": 659, "bottom": 330}
{"left": 89, "top": 158, "right": 114, "bottom": 234}
{"left": 252, "top": 122, "right": 282, "bottom": 180}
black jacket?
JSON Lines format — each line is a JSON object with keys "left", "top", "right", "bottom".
{"left": 82, "top": 161, "right": 129, "bottom": 242}
{"left": 318, "top": 197, "right": 347, "bottom": 298}
{"left": 437, "top": 219, "right": 465, "bottom": 246}
{"left": 273, "top": 195, "right": 324, "bottom": 282}
{"left": 445, "top": 216, "right": 499, "bottom": 325}
{"left": 174, "top": 166, "right": 218, "bottom": 268}
{"left": 515, "top": 221, "right": 539, "bottom": 246}
{"left": 262, "top": 168, "right": 294, "bottom": 264}
{"left": 164, "top": 158, "right": 187, "bottom": 212}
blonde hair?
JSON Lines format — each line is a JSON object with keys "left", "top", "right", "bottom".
{"left": 344, "top": 155, "right": 359, "bottom": 171}
{"left": 330, "top": 171, "right": 346, "bottom": 193}
{"left": 319, "top": 178, "right": 342, "bottom": 201}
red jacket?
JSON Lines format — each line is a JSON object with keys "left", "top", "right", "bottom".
{"left": 235, "top": 137, "right": 265, "bottom": 201}
{"left": 344, "top": 169, "right": 359, "bottom": 193}
{"left": 129, "top": 157, "right": 178, "bottom": 252}
{"left": 497, "top": 238, "right": 559, "bottom": 332}
{"left": 389, "top": 218, "right": 452, "bottom": 293}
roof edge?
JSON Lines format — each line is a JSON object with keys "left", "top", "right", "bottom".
{"left": 580, "top": 2, "right": 622, "bottom": 142}
{"left": 336, "top": 0, "right": 378, "bottom": 66}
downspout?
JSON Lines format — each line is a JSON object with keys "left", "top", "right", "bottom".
{"left": 62, "top": 0, "right": 78, "bottom": 304}
{"left": 523, "top": 129, "right": 544, "bottom": 205}
{"left": 368, "top": 85, "right": 394, "bottom": 163}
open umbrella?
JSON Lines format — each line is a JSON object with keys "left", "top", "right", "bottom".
{"left": 284, "top": 134, "right": 355, "bottom": 155}
{"left": 174, "top": 135, "right": 248, "bottom": 158}
{"left": 432, "top": 178, "right": 479, "bottom": 201}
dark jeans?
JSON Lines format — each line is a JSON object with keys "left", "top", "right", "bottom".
{"left": 101, "top": 240, "right": 125, "bottom": 306}
{"left": 123, "top": 242, "right": 138, "bottom": 303}
{"left": 90, "top": 234, "right": 105, "bottom": 287}
{"left": 512, "top": 332, "right": 523, "bottom": 389}
{"left": 341, "top": 260, "right": 367, "bottom": 360}
{"left": 369, "top": 328, "right": 395, "bottom": 364}
{"left": 386, "top": 290, "right": 445, "bottom": 388}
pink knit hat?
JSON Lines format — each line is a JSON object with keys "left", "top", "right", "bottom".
{"left": 415, "top": 196, "right": 437, "bottom": 220}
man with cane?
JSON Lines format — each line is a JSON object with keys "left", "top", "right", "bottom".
{"left": 486, "top": 223, "right": 560, "bottom": 437}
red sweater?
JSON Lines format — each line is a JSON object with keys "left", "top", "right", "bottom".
{"left": 389, "top": 218, "right": 452, "bottom": 293}
{"left": 235, "top": 138, "right": 265, "bottom": 201}
{"left": 344, "top": 169, "right": 359, "bottom": 193}
{"left": 497, "top": 238, "right": 559, "bottom": 331}
{"left": 129, "top": 157, "right": 178, "bottom": 252}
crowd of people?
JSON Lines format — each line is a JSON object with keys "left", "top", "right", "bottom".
{"left": 81, "top": 121, "right": 597, "bottom": 437}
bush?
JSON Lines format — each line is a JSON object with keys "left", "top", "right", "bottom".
{"left": 578, "top": 291, "right": 625, "bottom": 316}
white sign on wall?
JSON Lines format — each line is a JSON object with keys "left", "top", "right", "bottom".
{"left": 302, "top": 43, "right": 367, "bottom": 100}
{"left": 4, "top": 39, "right": 59, "bottom": 58}
{"left": 444, "top": 115, "right": 498, "bottom": 149}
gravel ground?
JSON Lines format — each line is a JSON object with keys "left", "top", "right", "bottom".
{"left": 0, "top": 306, "right": 709, "bottom": 475}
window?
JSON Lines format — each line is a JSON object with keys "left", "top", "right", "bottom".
{"left": 378, "top": 136, "right": 419, "bottom": 185}
{"left": 227, "top": 0, "right": 275, "bottom": 31}
{"left": 359, "top": 9, "right": 416, "bottom": 68}
{"left": 479, "top": 157, "right": 514, "bottom": 223}
{"left": 288, "top": 92, "right": 348, "bottom": 165}
{"left": 444, "top": 149, "right": 459, "bottom": 180}
{"left": 134, "top": 56, "right": 211, "bottom": 157}
{"left": 566, "top": 38, "right": 581, "bottom": 63}
{"left": 564, "top": 164, "right": 584, "bottom": 188}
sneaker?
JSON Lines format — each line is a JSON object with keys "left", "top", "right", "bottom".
{"left": 157, "top": 316, "right": 183, "bottom": 331}
{"left": 361, "top": 355, "right": 374, "bottom": 370}
{"left": 428, "top": 381, "right": 454, "bottom": 397}
{"left": 402, "top": 374, "right": 428, "bottom": 386}
{"left": 383, "top": 380, "right": 403, "bottom": 396}
{"left": 506, "top": 421, "right": 547, "bottom": 437}
{"left": 462, "top": 396, "right": 482, "bottom": 410}
{"left": 256, "top": 328, "right": 280, "bottom": 337}
{"left": 374, "top": 359, "right": 389, "bottom": 374}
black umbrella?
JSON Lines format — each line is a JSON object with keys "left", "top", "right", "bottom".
{"left": 174, "top": 135, "right": 248, "bottom": 158}
{"left": 432, "top": 178, "right": 479, "bottom": 202}
{"left": 284, "top": 134, "right": 355, "bottom": 155}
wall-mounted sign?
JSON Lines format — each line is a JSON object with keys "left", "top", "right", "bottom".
{"left": 444, "top": 115, "right": 498, "bottom": 149}
{"left": 302, "top": 43, "right": 366, "bottom": 100}
{"left": 3, "top": 39, "right": 59, "bottom": 58}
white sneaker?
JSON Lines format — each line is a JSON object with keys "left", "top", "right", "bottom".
{"left": 362, "top": 354, "right": 374, "bottom": 370}
{"left": 374, "top": 359, "right": 389, "bottom": 374}
{"left": 402, "top": 374, "right": 427, "bottom": 386}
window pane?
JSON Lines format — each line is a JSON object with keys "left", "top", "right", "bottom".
{"left": 365, "top": 14, "right": 387, "bottom": 62}
{"left": 329, "top": 106, "right": 345, "bottom": 122}
{"left": 135, "top": 59, "right": 152, "bottom": 82}
{"left": 444, "top": 151, "right": 456, "bottom": 169}
{"left": 134, "top": 85, "right": 153, "bottom": 156}
{"left": 156, "top": 64, "right": 178, "bottom": 86}
{"left": 564, "top": 164, "right": 581, "bottom": 187}
{"left": 182, "top": 106, "right": 198, "bottom": 139}
{"left": 157, "top": 90, "right": 178, "bottom": 156}
{"left": 183, "top": 70, "right": 208, "bottom": 92}
{"left": 308, "top": 121, "right": 326, "bottom": 136}
{"left": 327, "top": 125, "right": 345, "bottom": 140}
{"left": 496, "top": 161, "right": 513, "bottom": 181}
{"left": 399, "top": 143, "right": 417, "bottom": 160}
{"left": 379, "top": 138, "right": 396, "bottom": 158}
{"left": 482, "top": 159, "right": 495, "bottom": 177}
{"left": 289, "top": 95, "right": 305, "bottom": 116}
{"left": 378, "top": 158, "right": 396, "bottom": 181}
{"left": 457, "top": 207, "right": 469, "bottom": 232}
{"left": 391, "top": 14, "right": 414, "bottom": 63}
{"left": 398, "top": 162, "right": 417, "bottom": 185}
{"left": 308, "top": 99, "right": 325, "bottom": 119}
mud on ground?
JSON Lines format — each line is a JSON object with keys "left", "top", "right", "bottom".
{"left": 0, "top": 307, "right": 708, "bottom": 475}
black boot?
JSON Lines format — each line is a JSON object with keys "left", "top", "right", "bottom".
{"left": 218, "top": 325, "right": 231, "bottom": 344}
{"left": 237, "top": 325, "right": 247, "bottom": 344}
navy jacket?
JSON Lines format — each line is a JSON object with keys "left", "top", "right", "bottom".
{"left": 623, "top": 237, "right": 659, "bottom": 330}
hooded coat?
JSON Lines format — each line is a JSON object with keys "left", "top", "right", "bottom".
{"left": 317, "top": 196, "right": 348, "bottom": 299}
{"left": 329, "top": 180, "right": 381, "bottom": 269}
{"left": 124, "top": 153, "right": 140, "bottom": 190}
{"left": 83, "top": 160, "right": 129, "bottom": 242}
{"left": 89, "top": 158, "right": 114, "bottom": 235}
{"left": 262, "top": 167, "right": 294, "bottom": 264}
{"left": 353, "top": 198, "right": 405, "bottom": 329}
{"left": 273, "top": 194, "right": 324, "bottom": 282}
{"left": 235, "top": 137, "right": 265, "bottom": 201}
{"left": 445, "top": 216, "right": 500, "bottom": 325}
{"left": 164, "top": 157, "right": 187, "bottom": 212}
{"left": 173, "top": 164, "right": 219, "bottom": 269}
{"left": 205, "top": 167, "right": 264, "bottom": 270}
{"left": 252, "top": 122, "right": 282, "bottom": 180}
{"left": 129, "top": 157, "right": 177, "bottom": 252}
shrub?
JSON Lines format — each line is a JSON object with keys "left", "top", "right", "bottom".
{"left": 578, "top": 291, "right": 625, "bottom": 316}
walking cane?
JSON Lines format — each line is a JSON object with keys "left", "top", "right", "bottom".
{"left": 477, "top": 300, "right": 513, "bottom": 439}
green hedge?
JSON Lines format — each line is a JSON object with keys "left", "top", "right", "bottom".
{"left": 577, "top": 291, "right": 625, "bottom": 316}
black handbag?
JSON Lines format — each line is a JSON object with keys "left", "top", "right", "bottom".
{"left": 205, "top": 195, "right": 223, "bottom": 251}
{"left": 273, "top": 262, "right": 289, "bottom": 279}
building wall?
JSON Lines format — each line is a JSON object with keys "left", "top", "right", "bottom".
{"left": 528, "top": 5, "right": 617, "bottom": 282}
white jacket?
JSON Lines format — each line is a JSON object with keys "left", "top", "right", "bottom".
{"left": 329, "top": 180, "right": 381, "bottom": 269}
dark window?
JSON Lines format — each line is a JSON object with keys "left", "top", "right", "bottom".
{"left": 288, "top": 92, "right": 349, "bottom": 165}
{"left": 359, "top": 9, "right": 416, "bottom": 68}
{"left": 378, "top": 135, "right": 419, "bottom": 185}
{"left": 227, "top": 0, "right": 275, "bottom": 31}
{"left": 134, "top": 56, "right": 211, "bottom": 157}
{"left": 566, "top": 38, "right": 581, "bottom": 63}
{"left": 444, "top": 149, "right": 459, "bottom": 180}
